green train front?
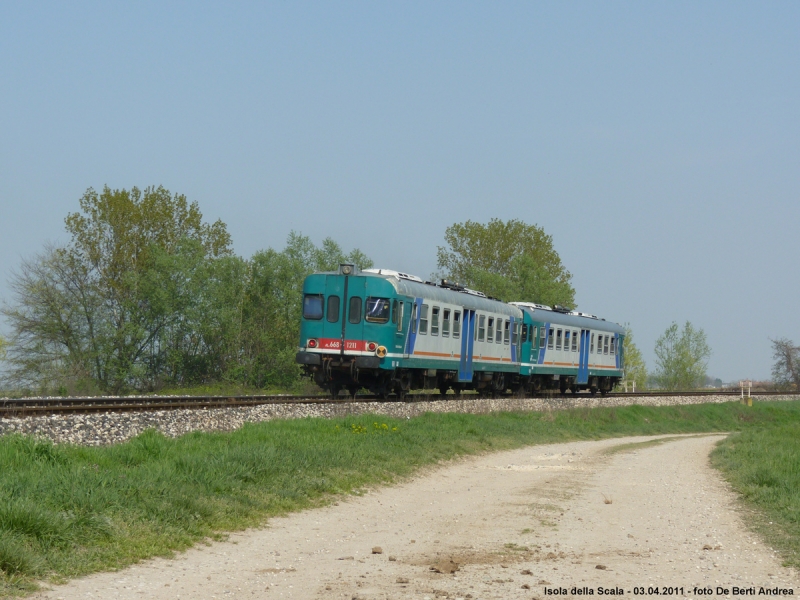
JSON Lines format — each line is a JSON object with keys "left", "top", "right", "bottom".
{"left": 296, "top": 264, "right": 525, "bottom": 398}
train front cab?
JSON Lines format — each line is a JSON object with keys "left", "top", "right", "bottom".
{"left": 296, "top": 264, "right": 408, "bottom": 397}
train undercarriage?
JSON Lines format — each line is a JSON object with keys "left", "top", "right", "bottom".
{"left": 297, "top": 352, "right": 618, "bottom": 400}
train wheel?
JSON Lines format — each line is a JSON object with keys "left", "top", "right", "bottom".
{"left": 590, "top": 386, "right": 598, "bottom": 396}
{"left": 452, "top": 383, "right": 462, "bottom": 397}
{"left": 348, "top": 385, "right": 359, "bottom": 398}
{"left": 439, "top": 386, "right": 449, "bottom": 397}
{"left": 330, "top": 384, "right": 341, "bottom": 398}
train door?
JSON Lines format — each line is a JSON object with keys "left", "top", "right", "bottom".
{"left": 342, "top": 276, "right": 366, "bottom": 353}
{"left": 577, "top": 329, "right": 590, "bottom": 384}
{"left": 510, "top": 316, "right": 518, "bottom": 363}
{"left": 458, "top": 309, "right": 476, "bottom": 382}
{"left": 404, "top": 297, "right": 423, "bottom": 358}
{"left": 538, "top": 323, "right": 550, "bottom": 365}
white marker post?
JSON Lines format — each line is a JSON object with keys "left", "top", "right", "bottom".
{"left": 739, "top": 380, "right": 752, "bottom": 406}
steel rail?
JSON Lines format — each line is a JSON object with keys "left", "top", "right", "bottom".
{"left": 1, "top": 390, "right": 797, "bottom": 418}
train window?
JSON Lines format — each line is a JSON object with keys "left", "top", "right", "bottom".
{"left": 326, "top": 296, "right": 340, "bottom": 323}
{"left": 453, "top": 311, "right": 461, "bottom": 339}
{"left": 504, "top": 320, "right": 511, "bottom": 345}
{"left": 540, "top": 327, "right": 546, "bottom": 349}
{"left": 590, "top": 333, "right": 595, "bottom": 353}
{"left": 365, "top": 297, "right": 391, "bottom": 323}
{"left": 533, "top": 326, "right": 538, "bottom": 347}
{"left": 420, "top": 304, "right": 429, "bottom": 334}
{"left": 604, "top": 335, "right": 609, "bottom": 354}
{"left": 391, "top": 300, "right": 397, "bottom": 324}
{"left": 487, "top": 317, "right": 494, "bottom": 342}
{"left": 443, "top": 309, "right": 451, "bottom": 337}
{"left": 496, "top": 320, "right": 503, "bottom": 343}
{"left": 610, "top": 336, "right": 616, "bottom": 355}
{"left": 556, "top": 329, "right": 562, "bottom": 350}
{"left": 478, "top": 315, "right": 485, "bottom": 342}
{"left": 564, "top": 330, "right": 570, "bottom": 350}
{"left": 348, "top": 297, "right": 362, "bottom": 324}
{"left": 303, "top": 294, "right": 324, "bottom": 320}
{"left": 431, "top": 306, "right": 440, "bottom": 335}
{"left": 521, "top": 323, "right": 528, "bottom": 343}
{"left": 512, "top": 322, "right": 518, "bottom": 345}
{"left": 411, "top": 303, "right": 418, "bottom": 334}
{"left": 572, "top": 330, "right": 578, "bottom": 352}
{"left": 396, "top": 301, "right": 404, "bottom": 332}
{"left": 547, "top": 328, "right": 554, "bottom": 349}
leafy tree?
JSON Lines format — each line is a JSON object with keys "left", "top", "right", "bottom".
{"left": 620, "top": 324, "right": 647, "bottom": 390}
{"left": 436, "top": 219, "right": 575, "bottom": 306}
{"left": 0, "top": 334, "right": 7, "bottom": 361}
{"left": 2, "top": 245, "right": 97, "bottom": 391}
{"left": 653, "top": 321, "right": 711, "bottom": 390}
{"left": 771, "top": 338, "right": 800, "bottom": 390}
{"left": 2, "top": 186, "right": 232, "bottom": 392}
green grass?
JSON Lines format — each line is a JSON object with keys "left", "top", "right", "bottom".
{"left": 1, "top": 399, "right": 799, "bottom": 595}
{"left": 711, "top": 422, "right": 800, "bottom": 568}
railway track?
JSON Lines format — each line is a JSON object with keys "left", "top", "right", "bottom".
{"left": 1, "top": 390, "right": 796, "bottom": 418}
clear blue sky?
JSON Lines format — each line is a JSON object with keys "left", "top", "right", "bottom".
{"left": 1, "top": 2, "right": 798, "bottom": 382}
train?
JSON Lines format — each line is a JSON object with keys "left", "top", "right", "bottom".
{"left": 296, "top": 264, "right": 625, "bottom": 399}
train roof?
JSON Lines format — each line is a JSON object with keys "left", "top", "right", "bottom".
{"left": 511, "top": 302, "right": 625, "bottom": 333}
{"left": 325, "top": 267, "right": 522, "bottom": 316}
{"left": 316, "top": 266, "right": 624, "bottom": 330}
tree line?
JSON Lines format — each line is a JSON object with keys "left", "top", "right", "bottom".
{"left": 0, "top": 187, "right": 372, "bottom": 394}
{"left": 0, "top": 188, "right": 581, "bottom": 395}
{"left": 4, "top": 185, "right": 793, "bottom": 395}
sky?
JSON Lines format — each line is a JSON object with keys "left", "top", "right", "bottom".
{"left": 1, "top": 2, "right": 798, "bottom": 382}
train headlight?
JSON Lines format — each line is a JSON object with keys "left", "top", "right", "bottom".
{"left": 307, "top": 339, "right": 318, "bottom": 348}
{"left": 376, "top": 346, "right": 387, "bottom": 358}
{"left": 367, "top": 341, "right": 377, "bottom": 352}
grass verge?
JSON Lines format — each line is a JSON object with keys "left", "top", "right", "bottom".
{"left": 711, "top": 422, "right": 800, "bottom": 568}
{"left": 1, "top": 399, "right": 799, "bottom": 595}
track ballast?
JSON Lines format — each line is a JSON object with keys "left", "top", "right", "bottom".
{"left": 1, "top": 390, "right": 796, "bottom": 418}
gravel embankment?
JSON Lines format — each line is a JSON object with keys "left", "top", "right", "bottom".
{"left": 0, "top": 394, "right": 794, "bottom": 446}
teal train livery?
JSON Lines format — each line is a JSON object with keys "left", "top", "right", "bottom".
{"left": 296, "top": 264, "right": 625, "bottom": 399}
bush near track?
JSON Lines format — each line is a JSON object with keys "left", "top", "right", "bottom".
{"left": 1, "top": 400, "right": 799, "bottom": 595}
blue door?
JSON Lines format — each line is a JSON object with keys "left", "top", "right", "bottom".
{"left": 458, "top": 309, "right": 475, "bottom": 382}
{"left": 577, "top": 329, "right": 590, "bottom": 384}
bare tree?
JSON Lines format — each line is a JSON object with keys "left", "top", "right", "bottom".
{"left": 771, "top": 338, "right": 800, "bottom": 391}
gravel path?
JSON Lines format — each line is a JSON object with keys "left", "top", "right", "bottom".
{"left": 33, "top": 434, "right": 798, "bottom": 599}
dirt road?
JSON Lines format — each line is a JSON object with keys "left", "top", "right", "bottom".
{"left": 36, "top": 434, "right": 798, "bottom": 599}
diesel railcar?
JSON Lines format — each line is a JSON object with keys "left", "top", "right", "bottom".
{"left": 295, "top": 264, "right": 625, "bottom": 398}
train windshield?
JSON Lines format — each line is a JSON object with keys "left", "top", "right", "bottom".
{"left": 303, "top": 294, "right": 324, "bottom": 320}
{"left": 365, "top": 297, "right": 391, "bottom": 323}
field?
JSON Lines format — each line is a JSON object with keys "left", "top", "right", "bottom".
{"left": 1, "top": 400, "right": 799, "bottom": 595}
